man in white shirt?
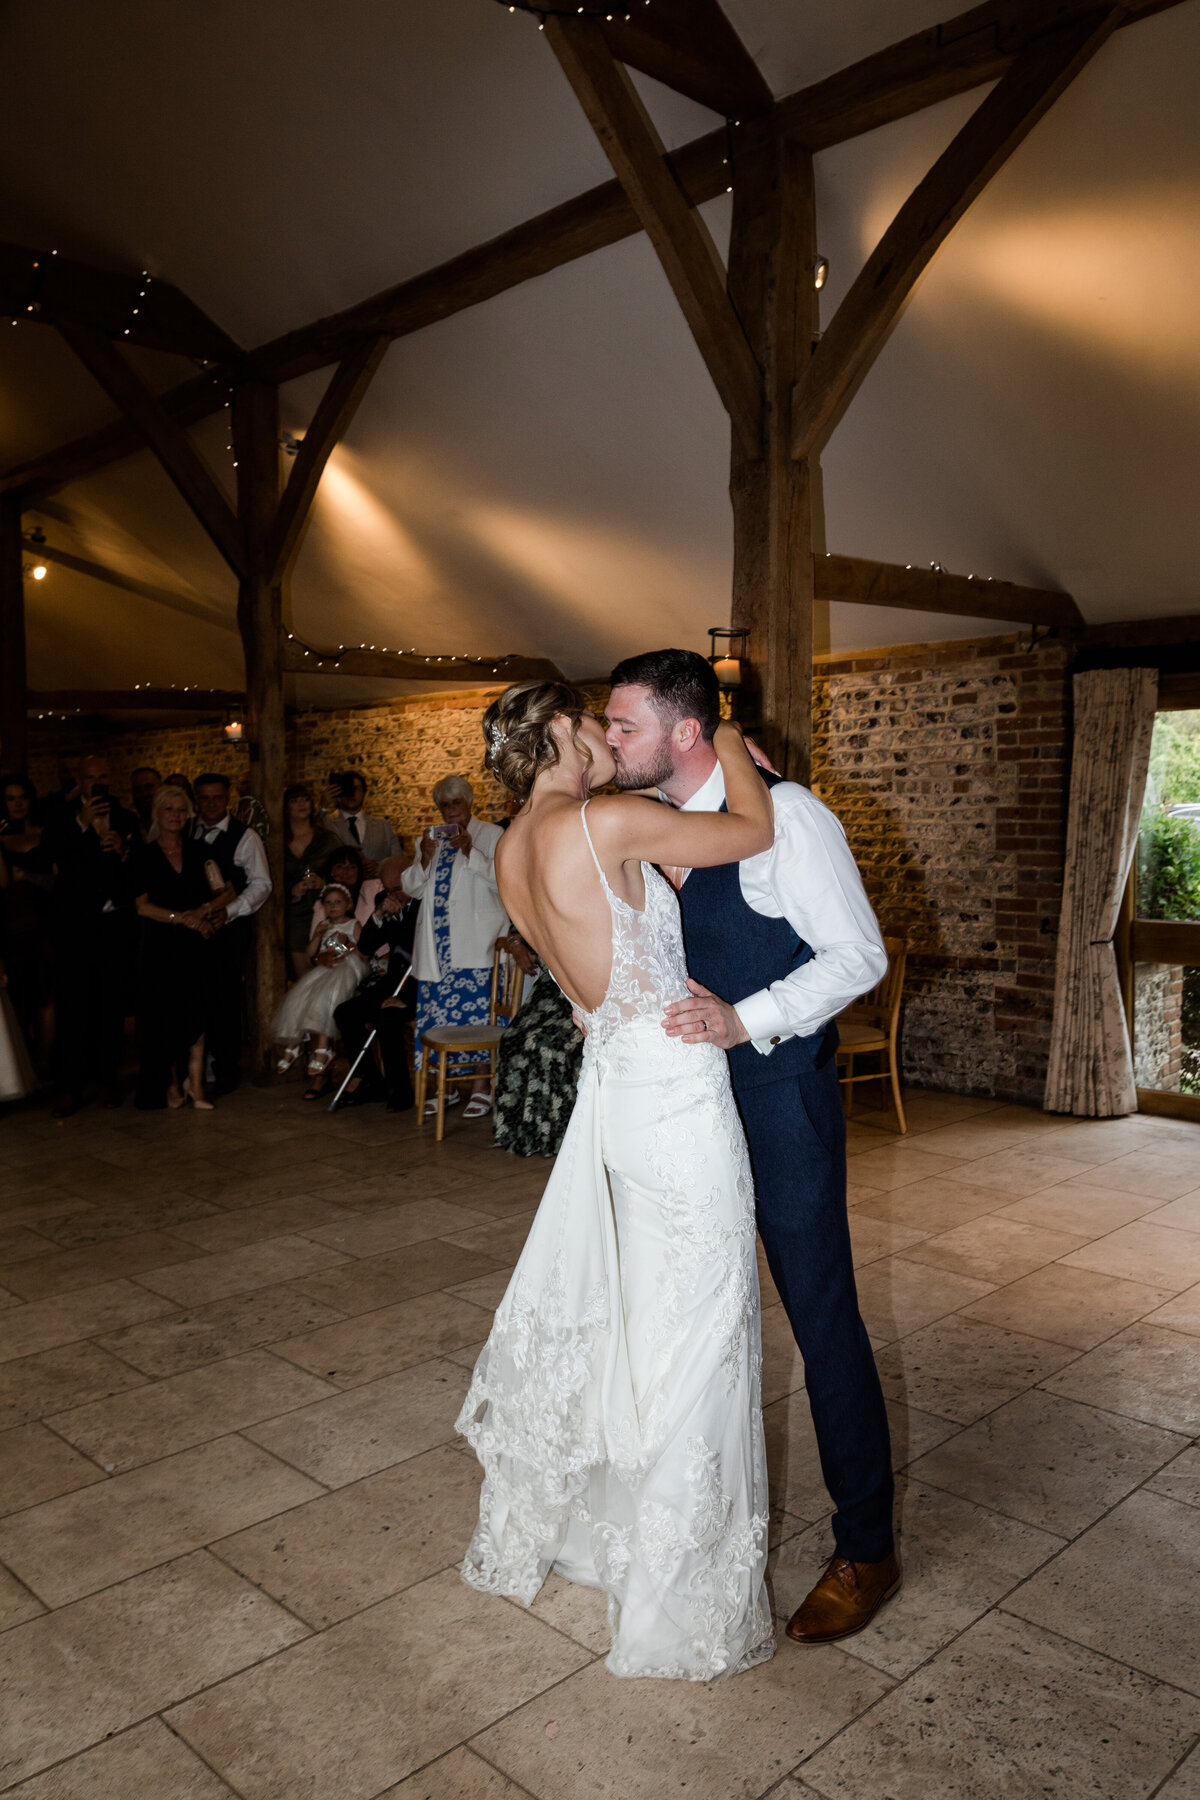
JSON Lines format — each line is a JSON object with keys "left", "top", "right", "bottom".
{"left": 322, "top": 771, "right": 400, "bottom": 876}
{"left": 606, "top": 648, "right": 898, "bottom": 1647}
{"left": 193, "top": 773, "right": 272, "bottom": 1093}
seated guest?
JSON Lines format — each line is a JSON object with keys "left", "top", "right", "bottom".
{"left": 402, "top": 775, "right": 506, "bottom": 1121}
{"left": 129, "top": 765, "right": 162, "bottom": 840}
{"left": 284, "top": 784, "right": 342, "bottom": 978}
{"left": 332, "top": 855, "right": 419, "bottom": 1111}
{"left": 192, "top": 772, "right": 273, "bottom": 1095}
{"left": 272, "top": 882, "right": 364, "bottom": 1100}
{"left": 320, "top": 770, "right": 399, "bottom": 876}
{"left": 493, "top": 933, "right": 584, "bottom": 1158}
{"left": 44, "top": 754, "right": 140, "bottom": 1116}
{"left": 0, "top": 772, "right": 55, "bottom": 1075}
{"left": 130, "top": 785, "right": 234, "bottom": 1112}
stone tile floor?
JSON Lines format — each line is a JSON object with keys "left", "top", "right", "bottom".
{"left": 0, "top": 1084, "right": 1198, "bottom": 1798}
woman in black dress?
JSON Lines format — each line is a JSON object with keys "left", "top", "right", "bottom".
{"left": 492, "top": 932, "right": 584, "bottom": 1158}
{"left": 130, "top": 785, "right": 233, "bottom": 1110}
{"left": 0, "top": 773, "right": 55, "bottom": 1073}
{"left": 284, "top": 785, "right": 342, "bottom": 978}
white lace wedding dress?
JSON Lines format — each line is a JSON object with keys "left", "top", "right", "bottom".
{"left": 456, "top": 800, "right": 774, "bottom": 1680}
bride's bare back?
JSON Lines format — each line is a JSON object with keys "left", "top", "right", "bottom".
{"left": 494, "top": 720, "right": 775, "bottom": 1016}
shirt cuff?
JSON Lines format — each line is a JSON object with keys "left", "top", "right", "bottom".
{"left": 225, "top": 896, "right": 249, "bottom": 922}
{"left": 733, "top": 988, "right": 793, "bottom": 1056}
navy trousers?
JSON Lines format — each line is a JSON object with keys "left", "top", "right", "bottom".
{"left": 736, "top": 1055, "right": 894, "bottom": 1562}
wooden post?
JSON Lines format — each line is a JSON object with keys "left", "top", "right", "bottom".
{"left": 728, "top": 126, "right": 820, "bottom": 782}
{"left": 233, "top": 381, "right": 285, "bottom": 1074}
{"left": 0, "top": 494, "right": 28, "bottom": 773}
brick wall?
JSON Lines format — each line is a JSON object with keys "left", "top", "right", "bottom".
{"left": 813, "top": 633, "right": 1070, "bottom": 1104}
{"left": 27, "top": 645, "right": 1070, "bottom": 1105}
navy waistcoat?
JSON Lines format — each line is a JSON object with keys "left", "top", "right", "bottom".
{"left": 676, "top": 771, "right": 836, "bottom": 1093}
{"left": 196, "top": 815, "right": 249, "bottom": 895}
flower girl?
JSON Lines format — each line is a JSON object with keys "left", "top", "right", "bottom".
{"left": 0, "top": 960, "right": 35, "bottom": 1104}
{"left": 272, "top": 882, "right": 364, "bottom": 1093}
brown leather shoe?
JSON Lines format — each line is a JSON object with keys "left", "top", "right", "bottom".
{"left": 785, "top": 1552, "right": 901, "bottom": 1646}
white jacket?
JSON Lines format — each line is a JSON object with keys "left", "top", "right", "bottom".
{"left": 401, "top": 816, "right": 507, "bottom": 980}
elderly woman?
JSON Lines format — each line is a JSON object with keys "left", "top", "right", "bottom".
{"left": 402, "top": 774, "right": 506, "bottom": 1119}
{"left": 130, "top": 784, "right": 234, "bottom": 1110}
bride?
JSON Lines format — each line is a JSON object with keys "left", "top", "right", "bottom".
{"left": 456, "top": 679, "right": 777, "bottom": 1680}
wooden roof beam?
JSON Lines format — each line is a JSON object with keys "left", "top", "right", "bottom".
{"left": 28, "top": 688, "right": 244, "bottom": 713}
{"left": 58, "top": 323, "right": 246, "bottom": 577}
{"left": 0, "top": 242, "right": 238, "bottom": 361}
{"left": 597, "top": 0, "right": 773, "bottom": 118}
{"left": 4, "top": 0, "right": 1191, "bottom": 501}
{"left": 792, "top": 8, "right": 1122, "bottom": 461}
{"left": 545, "top": 16, "right": 762, "bottom": 459}
{"left": 20, "top": 535, "right": 236, "bottom": 632}
{"left": 816, "top": 554, "right": 1082, "bottom": 627}
{"left": 280, "top": 641, "right": 563, "bottom": 683}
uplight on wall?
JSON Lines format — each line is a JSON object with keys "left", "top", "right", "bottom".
{"left": 708, "top": 626, "right": 749, "bottom": 720}
{"left": 813, "top": 255, "right": 829, "bottom": 291}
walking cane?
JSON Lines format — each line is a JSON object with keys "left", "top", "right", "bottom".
{"left": 327, "top": 953, "right": 414, "bottom": 1112}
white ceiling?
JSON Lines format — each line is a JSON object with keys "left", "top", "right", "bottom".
{"left": 2, "top": 0, "right": 1199, "bottom": 705}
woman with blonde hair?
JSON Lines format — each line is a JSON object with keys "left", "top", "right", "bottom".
{"left": 130, "top": 784, "right": 233, "bottom": 1110}
{"left": 456, "top": 678, "right": 776, "bottom": 1681}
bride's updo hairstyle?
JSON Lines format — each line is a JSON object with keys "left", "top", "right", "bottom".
{"left": 483, "top": 680, "right": 593, "bottom": 802}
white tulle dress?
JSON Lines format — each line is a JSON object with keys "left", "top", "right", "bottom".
{"left": 271, "top": 921, "right": 363, "bottom": 1041}
{"left": 457, "top": 800, "right": 773, "bottom": 1681}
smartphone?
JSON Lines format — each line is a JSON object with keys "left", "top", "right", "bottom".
{"left": 429, "top": 823, "right": 457, "bottom": 840}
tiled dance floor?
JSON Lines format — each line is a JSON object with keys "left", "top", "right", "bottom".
{"left": 0, "top": 1085, "right": 1198, "bottom": 1798}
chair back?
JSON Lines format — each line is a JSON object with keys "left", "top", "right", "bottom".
{"left": 490, "top": 940, "right": 525, "bottom": 1025}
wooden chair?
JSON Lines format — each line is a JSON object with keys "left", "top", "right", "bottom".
{"left": 836, "top": 935, "right": 908, "bottom": 1134}
{"left": 416, "top": 940, "right": 525, "bottom": 1141}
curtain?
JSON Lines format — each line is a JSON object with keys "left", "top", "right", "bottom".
{"left": 1044, "top": 667, "right": 1158, "bottom": 1116}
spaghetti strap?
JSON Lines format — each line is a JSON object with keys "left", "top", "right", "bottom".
{"left": 579, "top": 799, "right": 609, "bottom": 888}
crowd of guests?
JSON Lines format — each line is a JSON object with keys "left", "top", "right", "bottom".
{"left": 0, "top": 755, "right": 583, "bottom": 1153}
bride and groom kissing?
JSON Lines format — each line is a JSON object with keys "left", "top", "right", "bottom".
{"left": 455, "top": 647, "right": 898, "bottom": 1680}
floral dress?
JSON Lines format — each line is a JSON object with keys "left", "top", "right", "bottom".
{"left": 493, "top": 975, "right": 584, "bottom": 1157}
{"left": 414, "top": 845, "right": 492, "bottom": 1067}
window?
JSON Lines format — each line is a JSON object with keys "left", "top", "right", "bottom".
{"left": 1128, "top": 697, "right": 1200, "bottom": 1111}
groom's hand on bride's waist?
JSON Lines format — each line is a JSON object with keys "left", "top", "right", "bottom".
{"left": 663, "top": 979, "right": 750, "bottom": 1049}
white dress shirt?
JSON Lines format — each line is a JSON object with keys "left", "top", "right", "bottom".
{"left": 194, "top": 814, "right": 272, "bottom": 922}
{"left": 679, "top": 765, "right": 887, "bottom": 1056}
{"left": 401, "top": 816, "right": 508, "bottom": 980}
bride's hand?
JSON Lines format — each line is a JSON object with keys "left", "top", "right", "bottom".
{"left": 663, "top": 979, "right": 750, "bottom": 1049}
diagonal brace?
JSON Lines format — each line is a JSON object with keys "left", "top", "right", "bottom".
{"left": 545, "top": 15, "right": 763, "bottom": 460}
{"left": 791, "top": 7, "right": 1122, "bottom": 460}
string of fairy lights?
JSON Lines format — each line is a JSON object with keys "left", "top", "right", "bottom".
{"left": 494, "top": 0, "right": 648, "bottom": 25}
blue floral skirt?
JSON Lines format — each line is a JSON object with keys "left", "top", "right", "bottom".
{"left": 415, "top": 967, "right": 492, "bottom": 1068}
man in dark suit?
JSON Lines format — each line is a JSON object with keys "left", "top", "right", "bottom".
{"left": 332, "top": 856, "right": 419, "bottom": 1111}
{"left": 45, "top": 754, "right": 139, "bottom": 1115}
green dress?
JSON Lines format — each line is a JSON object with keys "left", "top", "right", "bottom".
{"left": 284, "top": 827, "right": 343, "bottom": 953}
{"left": 493, "top": 974, "right": 584, "bottom": 1158}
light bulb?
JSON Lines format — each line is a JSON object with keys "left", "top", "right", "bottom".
{"left": 31, "top": 564, "right": 46, "bottom": 580}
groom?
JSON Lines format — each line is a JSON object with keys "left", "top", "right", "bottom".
{"left": 606, "top": 648, "right": 900, "bottom": 1645}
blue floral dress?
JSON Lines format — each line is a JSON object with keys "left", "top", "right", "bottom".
{"left": 414, "top": 844, "right": 493, "bottom": 1068}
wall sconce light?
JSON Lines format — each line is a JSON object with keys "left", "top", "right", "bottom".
{"left": 223, "top": 712, "right": 245, "bottom": 743}
{"left": 25, "top": 526, "right": 47, "bottom": 579}
{"left": 813, "top": 255, "right": 829, "bottom": 291}
{"left": 30, "top": 563, "right": 47, "bottom": 580}
{"left": 708, "top": 626, "right": 749, "bottom": 718}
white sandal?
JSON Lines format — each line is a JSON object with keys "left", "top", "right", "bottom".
{"left": 463, "top": 1094, "right": 493, "bottom": 1120}
{"left": 276, "top": 1045, "right": 301, "bottom": 1075}
{"left": 423, "top": 1090, "right": 462, "bottom": 1119}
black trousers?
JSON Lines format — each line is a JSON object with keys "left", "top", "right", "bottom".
{"left": 334, "top": 981, "right": 414, "bottom": 1109}
{"left": 737, "top": 1055, "right": 895, "bottom": 1564}
{"left": 53, "top": 912, "right": 132, "bottom": 1099}
{"left": 205, "top": 917, "right": 251, "bottom": 1087}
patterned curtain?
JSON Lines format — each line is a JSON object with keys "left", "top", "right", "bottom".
{"left": 1045, "top": 667, "right": 1158, "bottom": 1116}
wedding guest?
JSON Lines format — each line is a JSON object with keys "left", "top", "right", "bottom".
{"left": 192, "top": 772, "right": 272, "bottom": 1094}
{"left": 332, "top": 855, "right": 419, "bottom": 1111}
{"left": 272, "top": 882, "right": 364, "bottom": 1100}
{"left": 284, "top": 784, "right": 342, "bottom": 978}
{"left": 0, "top": 773, "right": 55, "bottom": 1073}
{"left": 44, "top": 754, "right": 140, "bottom": 1117}
{"left": 162, "top": 772, "right": 195, "bottom": 806}
{"left": 130, "top": 784, "right": 233, "bottom": 1111}
{"left": 129, "top": 765, "right": 162, "bottom": 840}
{"left": 321, "top": 770, "right": 399, "bottom": 876}
{"left": 493, "top": 933, "right": 584, "bottom": 1157}
{"left": 401, "top": 775, "right": 506, "bottom": 1120}
{"left": 0, "top": 958, "right": 36, "bottom": 1104}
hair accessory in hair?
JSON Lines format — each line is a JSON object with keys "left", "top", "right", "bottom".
{"left": 323, "top": 882, "right": 353, "bottom": 900}
{"left": 487, "top": 723, "right": 508, "bottom": 755}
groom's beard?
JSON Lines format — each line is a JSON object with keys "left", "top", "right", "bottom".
{"left": 611, "top": 742, "right": 676, "bottom": 792}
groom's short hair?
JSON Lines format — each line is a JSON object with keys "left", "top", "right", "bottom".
{"left": 609, "top": 649, "right": 721, "bottom": 743}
